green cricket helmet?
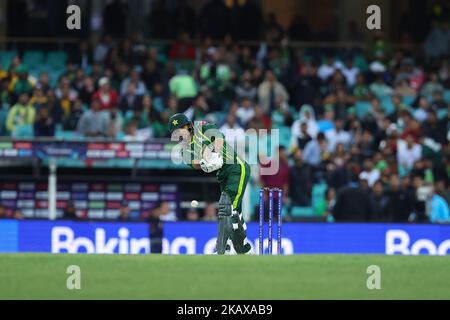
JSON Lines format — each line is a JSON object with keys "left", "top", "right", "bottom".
{"left": 168, "top": 113, "right": 191, "bottom": 134}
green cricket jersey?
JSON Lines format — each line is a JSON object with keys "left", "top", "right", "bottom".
{"left": 180, "top": 121, "right": 250, "bottom": 211}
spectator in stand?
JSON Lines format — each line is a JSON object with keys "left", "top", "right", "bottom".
{"left": 247, "top": 105, "right": 271, "bottom": 131}
{"left": 120, "top": 67, "right": 147, "bottom": 96}
{"left": 123, "top": 104, "right": 150, "bottom": 132}
{"left": 77, "top": 99, "right": 109, "bottom": 137}
{"left": 325, "top": 118, "right": 351, "bottom": 153}
{"left": 353, "top": 74, "right": 370, "bottom": 100}
{"left": 260, "top": 146, "right": 290, "bottom": 204}
{"left": 118, "top": 200, "right": 132, "bottom": 221}
{"left": 10, "top": 65, "right": 33, "bottom": 99}
{"left": 397, "top": 134, "right": 422, "bottom": 173}
{"left": 203, "top": 202, "right": 217, "bottom": 221}
{"left": 92, "top": 77, "right": 119, "bottom": 111}
{"left": 430, "top": 90, "right": 447, "bottom": 110}
{"left": 63, "top": 99, "right": 84, "bottom": 131}
{"left": 69, "top": 41, "right": 93, "bottom": 70}
{"left": 6, "top": 93, "right": 35, "bottom": 137}
{"left": 332, "top": 177, "right": 372, "bottom": 221}
{"left": 12, "top": 209, "right": 23, "bottom": 220}
{"left": 123, "top": 120, "right": 146, "bottom": 142}
{"left": 220, "top": 113, "right": 245, "bottom": 152}
{"left": 289, "top": 149, "right": 314, "bottom": 206}
{"left": 142, "top": 59, "right": 162, "bottom": 93}
{"left": 151, "top": 201, "right": 176, "bottom": 222}
{"left": 257, "top": 70, "right": 289, "bottom": 114}
{"left": 235, "top": 72, "right": 257, "bottom": 102}
{"left": 386, "top": 174, "right": 414, "bottom": 222}
{"left": 186, "top": 208, "right": 200, "bottom": 221}
{"left": 34, "top": 106, "right": 55, "bottom": 137}
{"left": 359, "top": 158, "right": 381, "bottom": 187}
{"left": 369, "top": 74, "right": 394, "bottom": 98}
{"left": 317, "top": 54, "right": 337, "bottom": 82}
{"left": 78, "top": 76, "right": 95, "bottom": 106}
{"left": 303, "top": 132, "right": 327, "bottom": 167}
{"left": 429, "top": 182, "right": 450, "bottom": 223}
{"left": 369, "top": 180, "right": 389, "bottom": 221}
{"left": 119, "top": 82, "right": 142, "bottom": 114}
{"left": 236, "top": 97, "right": 255, "bottom": 127}
{"left": 289, "top": 121, "right": 312, "bottom": 153}
{"left": 63, "top": 201, "right": 78, "bottom": 220}
{"left": 169, "top": 70, "right": 198, "bottom": 112}
{"left": 291, "top": 104, "right": 319, "bottom": 140}
{"left": 420, "top": 72, "right": 444, "bottom": 98}
{"left": 394, "top": 79, "right": 417, "bottom": 98}
{"left": 30, "top": 84, "right": 48, "bottom": 109}
{"left": 339, "top": 57, "right": 359, "bottom": 87}
{"left": 414, "top": 97, "right": 430, "bottom": 123}
{"left": 0, "top": 204, "right": 7, "bottom": 219}
{"left": 184, "top": 93, "right": 209, "bottom": 122}
{"left": 37, "top": 72, "right": 51, "bottom": 94}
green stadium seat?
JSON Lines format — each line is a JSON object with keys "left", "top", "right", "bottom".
{"left": 291, "top": 206, "right": 315, "bottom": 218}
{"left": 380, "top": 96, "right": 394, "bottom": 114}
{"left": 23, "top": 51, "right": 45, "bottom": 69}
{"left": 213, "top": 111, "right": 227, "bottom": 126}
{"left": 355, "top": 101, "right": 371, "bottom": 119}
{"left": 312, "top": 183, "right": 327, "bottom": 209}
{"left": 0, "top": 50, "right": 18, "bottom": 69}
{"left": 437, "top": 108, "right": 448, "bottom": 120}
{"left": 56, "top": 130, "right": 78, "bottom": 140}
{"left": 278, "top": 126, "right": 291, "bottom": 149}
{"left": 444, "top": 90, "right": 450, "bottom": 103}
{"left": 48, "top": 69, "right": 65, "bottom": 87}
{"left": 46, "top": 51, "right": 68, "bottom": 70}
{"left": 354, "top": 55, "right": 369, "bottom": 72}
{"left": 402, "top": 95, "right": 416, "bottom": 106}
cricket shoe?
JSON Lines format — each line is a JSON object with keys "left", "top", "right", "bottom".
{"left": 212, "top": 240, "right": 236, "bottom": 255}
{"left": 224, "top": 239, "right": 237, "bottom": 255}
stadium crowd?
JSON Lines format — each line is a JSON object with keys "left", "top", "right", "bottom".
{"left": 0, "top": 5, "right": 449, "bottom": 223}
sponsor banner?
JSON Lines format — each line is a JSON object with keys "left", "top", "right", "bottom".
{"left": 19, "top": 220, "right": 150, "bottom": 254}
{"left": 0, "top": 140, "right": 176, "bottom": 160}
{"left": 0, "top": 182, "right": 179, "bottom": 219}
{"left": 1, "top": 221, "right": 450, "bottom": 255}
{"left": 162, "top": 222, "right": 450, "bottom": 255}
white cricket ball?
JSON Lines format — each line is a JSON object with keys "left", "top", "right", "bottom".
{"left": 191, "top": 200, "right": 199, "bottom": 208}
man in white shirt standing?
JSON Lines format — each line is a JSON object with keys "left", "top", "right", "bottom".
{"left": 397, "top": 134, "right": 422, "bottom": 172}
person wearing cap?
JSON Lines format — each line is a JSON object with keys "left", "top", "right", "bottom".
{"left": 167, "top": 113, "right": 253, "bottom": 255}
{"left": 92, "top": 77, "right": 119, "bottom": 110}
{"left": 9, "top": 65, "right": 33, "bottom": 99}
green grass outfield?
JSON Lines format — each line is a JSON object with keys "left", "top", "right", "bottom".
{"left": 0, "top": 254, "right": 449, "bottom": 299}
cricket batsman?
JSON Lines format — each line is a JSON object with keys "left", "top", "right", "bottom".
{"left": 168, "top": 113, "right": 253, "bottom": 255}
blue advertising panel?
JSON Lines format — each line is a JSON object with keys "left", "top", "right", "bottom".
{"left": 19, "top": 220, "right": 150, "bottom": 254}
{"left": 163, "top": 222, "right": 450, "bottom": 255}
{"left": 0, "top": 220, "right": 18, "bottom": 252}
{"left": 1, "top": 220, "right": 450, "bottom": 255}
